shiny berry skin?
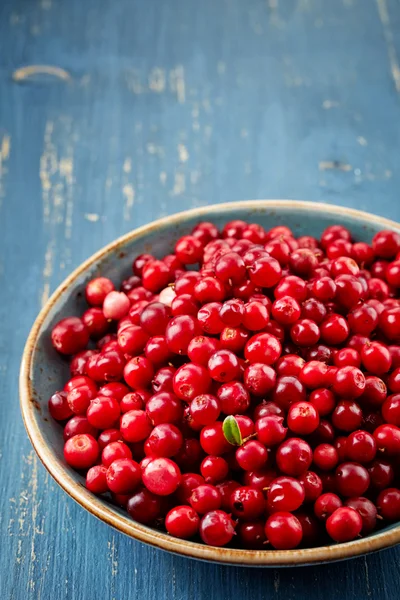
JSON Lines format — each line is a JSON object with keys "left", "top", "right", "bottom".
{"left": 199, "top": 510, "right": 235, "bottom": 546}
{"left": 171, "top": 294, "right": 199, "bottom": 317}
{"left": 386, "top": 261, "right": 400, "bottom": 287}
{"left": 334, "top": 348, "right": 361, "bottom": 369}
{"left": 332, "top": 367, "right": 365, "bottom": 398}
{"left": 102, "top": 441, "right": 132, "bottom": 467}
{"left": 345, "top": 497, "right": 377, "bottom": 534}
{"left": 314, "top": 493, "right": 342, "bottom": 521}
{"left": 175, "top": 235, "right": 203, "bottom": 264}
{"left": 326, "top": 506, "right": 362, "bottom": 542}
{"left": 197, "top": 302, "right": 224, "bottom": 334}
{"left": 145, "top": 392, "right": 182, "bottom": 425}
{"left": 388, "top": 369, "right": 400, "bottom": 393}
{"left": 124, "top": 356, "right": 154, "bottom": 390}
{"left": 377, "top": 488, "right": 400, "bottom": 520}
{"left": 200, "top": 422, "right": 231, "bottom": 455}
{"left": 165, "top": 315, "right": 201, "bottom": 354}
{"left": 70, "top": 349, "right": 99, "bottom": 377}
{"left": 373, "top": 424, "right": 400, "bottom": 456}
{"left": 236, "top": 441, "right": 268, "bottom": 471}
{"left": 267, "top": 476, "right": 305, "bottom": 513}
{"left": 361, "top": 342, "right": 392, "bottom": 375}
{"left": 220, "top": 327, "right": 249, "bottom": 353}
{"left": 87, "top": 396, "right": 120, "bottom": 429}
{"left": 120, "top": 410, "right": 152, "bottom": 442}
{"left": 145, "top": 424, "right": 183, "bottom": 458}
{"left": 152, "top": 366, "right": 176, "bottom": 394}
{"left": 320, "top": 314, "right": 349, "bottom": 345}
{"left": 127, "top": 488, "right": 162, "bottom": 524}
{"left": 190, "top": 394, "right": 220, "bottom": 425}
{"left": 379, "top": 307, "right": 400, "bottom": 341}
{"left": 175, "top": 473, "right": 205, "bottom": 504}
{"left": 335, "top": 462, "right": 370, "bottom": 497}
{"left": 274, "top": 275, "right": 307, "bottom": 302}
{"left": 290, "top": 319, "right": 320, "bottom": 347}
{"left": 63, "top": 416, "right": 98, "bottom": 441}
{"left": 313, "top": 444, "right": 339, "bottom": 471}
{"left": 348, "top": 305, "right": 378, "bottom": 336}
{"left": 187, "top": 336, "right": 219, "bottom": 366}
{"left": 86, "top": 465, "right": 108, "bottom": 494}
{"left": 242, "top": 301, "right": 270, "bottom": 331}
{"left": 133, "top": 253, "right": 154, "bottom": 276}
{"left": 244, "top": 333, "right": 282, "bottom": 365}
{"left": 360, "top": 376, "right": 387, "bottom": 408}
{"left": 64, "top": 434, "right": 99, "bottom": 469}
{"left": 287, "top": 402, "right": 320, "bottom": 435}
{"left": 173, "top": 363, "right": 211, "bottom": 401}
{"left": 238, "top": 521, "right": 267, "bottom": 549}
{"left": 215, "top": 251, "right": 246, "bottom": 284}
{"left": 165, "top": 506, "right": 200, "bottom": 539}
{"left": 208, "top": 350, "right": 240, "bottom": 383}
{"left": 382, "top": 394, "right": 400, "bottom": 426}
{"left": 368, "top": 460, "right": 394, "bottom": 490}
{"left": 52, "top": 317, "right": 89, "bottom": 355}
{"left": 82, "top": 307, "right": 109, "bottom": 339}
{"left": 220, "top": 299, "right": 245, "bottom": 327}
{"left": 190, "top": 484, "right": 222, "bottom": 513}
{"left": 298, "top": 471, "right": 323, "bottom": 502}
{"left": 217, "top": 381, "right": 250, "bottom": 415}
{"left": 142, "top": 260, "right": 171, "bottom": 292}
{"left": 254, "top": 401, "right": 284, "bottom": 420}
{"left": 244, "top": 363, "right": 276, "bottom": 397}
{"left": 272, "top": 376, "right": 306, "bottom": 411}
{"left": 200, "top": 456, "right": 229, "bottom": 484}
{"left": 85, "top": 277, "right": 115, "bottom": 306}
{"left": 276, "top": 355, "right": 305, "bottom": 377}
{"left": 272, "top": 296, "right": 301, "bottom": 326}
{"left": 256, "top": 415, "right": 287, "bottom": 446}
{"left": 194, "top": 276, "right": 226, "bottom": 303}
{"left": 372, "top": 230, "right": 400, "bottom": 259}
{"left": 97, "top": 428, "right": 122, "bottom": 449}
{"left": 249, "top": 256, "right": 282, "bottom": 288}
{"left": 276, "top": 438, "right": 313, "bottom": 476}
{"left": 309, "top": 388, "right": 335, "bottom": 416}
{"left": 142, "top": 458, "right": 181, "bottom": 495}
{"left": 48, "top": 391, "right": 73, "bottom": 421}
{"left": 265, "top": 512, "right": 303, "bottom": 549}
{"left": 345, "top": 430, "right": 377, "bottom": 463}
{"left": 106, "top": 458, "right": 141, "bottom": 494}
{"left": 230, "top": 486, "right": 265, "bottom": 520}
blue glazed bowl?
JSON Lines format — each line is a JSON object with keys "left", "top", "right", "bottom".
{"left": 20, "top": 200, "right": 400, "bottom": 566}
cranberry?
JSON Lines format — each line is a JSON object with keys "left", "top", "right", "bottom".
{"left": 127, "top": 488, "right": 162, "bottom": 524}
{"left": 313, "top": 444, "right": 339, "bottom": 471}
{"left": 200, "top": 456, "right": 229, "bottom": 484}
{"left": 86, "top": 464, "right": 108, "bottom": 494}
{"left": 120, "top": 410, "right": 152, "bottom": 442}
{"left": 142, "top": 457, "right": 181, "bottom": 495}
{"left": 165, "top": 505, "right": 200, "bottom": 539}
{"left": 320, "top": 314, "right": 349, "bottom": 345}
{"left": 265, "top": 512, "right": 303, "bottom": 549}
{"left": 272, "top": 376, "right": 306, "bottom": 411}
{"left": 287, "top": 402, "right": 320, "bottom": 435}
{"left": 200, "top": 422, "right": 231, "bottom": 455}
{"left": 309, "top": 388, "right": 335, "bottom": 416}
{"left": 373, "top": 424, "right": 400, "bottom": 456}
{"left": 238, "top": 521, "right": 267, "bottom": 549}
{"left": 256, "top": 415, "right": 287, "bottom": 446}
{"left": 298, "top": 471, "right": 323, "bottom": 502}
{"left": 326, "top": 507, "right": 362, "bottom": 542}
{"left": 102, "top": 441, "right": 132, "bottom": 467}
{"left": 290, "top": 319, "right": 320, "bottom": 347}
{"left": 361, "top": 342, "right": 392, "bottom": 375}
{"left": 63, "top": 416, "right": 97, "bottom": 441}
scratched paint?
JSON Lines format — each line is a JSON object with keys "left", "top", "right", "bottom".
{"left": 0, "top": 134, "right": 11, "bottom": 203}
{"left": 376, "top": 0, "right": 400, "bottom": 93}
{"left": 13, "top": 65, "right": 71, "bottom": 82}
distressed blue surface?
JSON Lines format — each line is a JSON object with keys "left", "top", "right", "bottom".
{"left": 1, "top": 0, "right": 400, "bottom": 598}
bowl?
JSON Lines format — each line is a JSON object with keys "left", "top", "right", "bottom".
{"left": 20, "top": 200, "right": 400, "bottom": 566}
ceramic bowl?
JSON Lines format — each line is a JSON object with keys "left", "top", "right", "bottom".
{"left": 20, "top": 200, "right": 400, "bottom": 566}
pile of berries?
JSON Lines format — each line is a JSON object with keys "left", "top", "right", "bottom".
{"left": 48, "top": 219, "right": 400, "bottom": 550}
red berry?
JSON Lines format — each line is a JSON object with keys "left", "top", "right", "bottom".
{"left": 106, "top": 458, "right": 141, "bottom": 494}
{"left": 265, "top": 512, "right": 303, "bottom": 549}
{"left": 64, "top": 434, "right": 99, "bottom": 469}
{"left": 165, "top": 506, "right": 200, "bottom": 539}
{"left": 199, "top": 510, "right": 235, "bottom": 546}
{"left": 377, "top": 488, "right": 400, "bottom": 520}
{"left": 190, "top": 484, "right": 222, "bottom": 513}
{"left": 52, "top": 317, "right": 89, "bottom": 355}
{"left": 142, "top": 458, "right": 181, "bottom": 495}
{"left": 326, "top": 507, "right": 362, "bottom": 542}
{"left": 267, "top": 476, "right": 305, "bottom": 513}
{"left": 335, "top": 462, "right": 370, "bottom": 497}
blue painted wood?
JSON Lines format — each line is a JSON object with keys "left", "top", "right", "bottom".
{"left": 1, "top": 0, "right": 400, "bottom": 598}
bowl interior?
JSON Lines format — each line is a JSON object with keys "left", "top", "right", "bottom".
{"left": 22, "top": 201, "right": 400, "bottom": 565}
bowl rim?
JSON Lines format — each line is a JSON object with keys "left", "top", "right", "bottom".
{"left": 20, "top": 199, "right": 400, "bottom": 566}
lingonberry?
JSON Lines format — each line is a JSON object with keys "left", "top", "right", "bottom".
{"left": 200, "top": 456, "right": 229, "bottom": 484}
{"left": 145, "top": 423, "right": 183, "bottom": 458}
{"left": 290, "top": 319, "right": 320, "bottom": 347}
{"left": 276, "top": 438, "right": 313, "bottom": 476}
{"left": 197, "top": 302, "right": 225, "bottom": 334}
{"left": 345, "top": 430, "right": 377, "bottom": 463}
{"left": 87, "top": 396, "right": 120, "bottom": 429}
{"left": 313, "top": 444, "right": 339, "bottom": 471}
{"left": 165, "top": 315, "right": 202, "bottom": 354}
{"left": 199, "top": 510, "right": 235, "bottom": 546}
{"left": 52, "top": 317, "right": 89, "bottom": 355}
{"left": 368, "top": 459, "right": 394, "bottom": 490}
{"left": 382, "top": 393, "right": 400, "bottom": 426}
{"left": 97, "top": 428, "right": 122, "bottom": 449}
{"left": 326, "top": 506, "right": 362, "bottom": 542}
{"left": 299, "top": 361, "right": 329, "bottom": 389}
{"left": 287, "top": 402, "right": 320, "bottom": 435}
{"left": 187, "top": 336, "right": 219, "bottom": 366}
{"left": 102, "top": 440, "right": 132, "bottom": 467}
{"left": 173, "top": 363, "right": 211, "bottom": 401}
{"left": 272, "top": 376, "right": 306, "bottom": 411}
{"left": 256, "top": 415, "right": 287, "bottom": 446}
{"left": 379, "top": 307, "right": 400, "bottom": 341}
{"left": 82, "top": 307, "right": 109, "bottom": 339}
{"left": 200, "top": 422, "right": 231, "bottom": 455}
{"left": 314, "top": 493, "right": 342, "bottom": 521}
{"left": 359, "top": 376, "right": 387, "bottom": 408}
{"left": 298, "top": 471, "right": 323, "bottom": 502}
{"left": 274, "top": 275, "right": 307, "bottom": 302}
{"left": 236, "top": 441, "right": 268, "bottom": 471}
{"left": 275, "top": 354, "right": 305, "bottom": 377}
{"left": 253, "top": 401, "right": 284, "bottom": 420}
{"left": 142, "top": 457, "right": 181, "bottom": 495}
{"left": 335, "top": 462, "right": 370, "bottom": 497}
{"left": 127, "top": 488, "right": 162, "bottom": 524}
{"left": 238, "top": 521, "right": 267, "bottom": 549}
{"left": 152, "top": 366, "right": 176, "bottom": 394}
{"left": 345, "top": 497, "right": 377, "bottom": 534}
{"left": 63, "top": 416, "right": 97, "bottom": 441}
{"left": 86, "top": 465, "right": 108, "bottom": 494}
{"left": 217, "top": 381, "right": 250, "bottom": 415}
{"left": 388, "top": 368, "right": 400, "bottom": 393}
{"left": 165, "top": 505, "right": 200, "bottom": 539}
{"left": 348, "top": 304, "right": 378, "bottom": 336}
{"left": 85, "top": 277, "right": 115, "bottom": 306}
{"left": 120, "top": 410, "right": 152, "bottom": 442}
{"left": 189, "top": 484, "right": 222, "bottom": 513}
{"left": 361, "top": 341, "right": 392, "bottom": 375}
{"left": 377, "top": 488, "right": 400, "bottom": 520}
{"left": 123, "top": 356, "right": 154, "bottom": 389}
{"left": 207, "top": 349, "right": 240, "bottom": 382}
{"left": 64, "top": 434, "right": 99, "bottom": 469}
{"left": 372, "top": 230, "right": 400, "bottom": 259}
{"left": 106, "top": 458, "right": 141, "bottom": 494}
{"left": 190, "top": 394, "right": 220, "bottom": 426}
{"left": 194, "top": 276, "right": 226, "bottom": 303}
{"left": 171, "top": 294, "right": 199, "bottom": 317}
{"left": 265, "top": 512, "right": 303, "bottom": 549}
{"left": 243, "top": 363, "right": 276, "bottom": 397}
{"left": 175, "top": 473, "right": 205, "bottom": 504}
{"left": 373, "top": 424, "right": 400, "bottom": 456}
{"left": 309, "top": 388, "right": 335, "bottom": 416}
{"left": 331, "top": 400, "right": 363, "bottom": 432}
{"left": 332, "top": 366, "right": 365, "bottom": 398}
{"left": 230, "top": 486, "right": 265, "bottom": 520}
{"left": 320, "top": 314, "right": 349, "bottom": 345}
{"left": 48, "top": 391, "right": 73, "bottom": 421}
{"left": 267, "top": 476, "right": 305, "bottom": 513}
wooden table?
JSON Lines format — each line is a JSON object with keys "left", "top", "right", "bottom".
{"left": 2, "top": 0, "right": 400, "bottom": 598}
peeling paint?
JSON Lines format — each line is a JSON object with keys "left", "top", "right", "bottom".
{"left": 123, "top": 184, "right": 135, "bottom": 221}
{"left": 148, "top": 67, "right": 166, "bottom": 92}
{"left": 319, "top": 161, "right": 352, "bottom": 172}
{"left": 376, "top": 0, "right": 400, "bottom": 93}
{"left": 178, "top": 144, "right": 189, "bottom": 163}
{"left": 357, "top": 136, "right": 368, "bottom": 146}
{"left": 171, "top": 173, "right": 185, "bottom": 196}
{"left": 170, "top": 66, "right": 186, "bottom": 103}
{"left": 322, "top": 100, "right": 340, "bottom": 109}
{"left": 84, "top": 213, "right": 100, "bottom": 222}
{"left": 0, "top": 134, "right": 11, "bottom": 202}
{"left": 13, "top": 65, "right": 71, "bottom": 82}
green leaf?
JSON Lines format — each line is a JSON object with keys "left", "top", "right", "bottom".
{"left": 222, "top": 415, "right": 242, "bottom": 446}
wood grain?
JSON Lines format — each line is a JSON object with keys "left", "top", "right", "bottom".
{"left": 1, "top": 0, "right": 400, "bottom": 597}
